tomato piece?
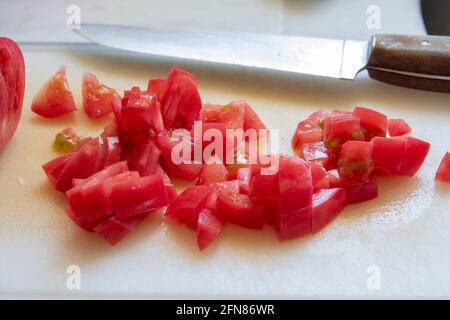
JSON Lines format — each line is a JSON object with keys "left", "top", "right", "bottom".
{"left": 216, "top": 180, "right": 264, "bottom": 230}
{"left": 278, "top": 156, "right": 312, "bottom": 215}
{"left": 323, "top": 113, "right": 363, "bottom": 148}
{"left": 371, "top": 137, "right": 406, "bottom": 175}
{"left": 275, "top": 207, "right": 312, "bottom": 241}
{"left": 147, "top": 78, "right": 165, "bottom": 100}
{"left": 196, "top": 208, "right": 224, "bottom": 251}
{"left": 94, "top": 216, "right": 145, "bottom": 246}
{"left": 121, "top": 87, "right": 163, "bottom": 134}
{"left": 338, "top": 141, "right": 374, "bottom": 181}
{"left": 0, "top": 37, "right": 25, "bottom": 149}
{"left": 327, "top": 169, "right": 343, "bottom": 188}
{"left": 100, "top": 114, "right": 120, "bottom": 141}
{"left": 200, "top": 121, "right": 233, "bottom": 164}
{"left": 128, "top": 139, "right": 161, "bottom": 176}
{"left": 312, "top": 188, "right": 347, "bottom": 233}
{"left": 301, "top": 141, "right": 329, "bottom": 166}
{"left": 42, "top": 152, "right": 75, "bottom": 186}
{"left": 200, "top": 103, "right": 222, "bottom": 122}
{"left": 53, "top": 127, "right": 81, "bottom": 153}
{"left": 353, "top": 106, "right": 387, "bottom": 139}
{"left": 156, "top": 132, "right": 203, "bottom": 180}
{"left": 435, "top": 152, "right": 450, "bottom": 183}
{"left": 387, "top": 118, "right": 411, "bottom": 137}
{"left": 242, "top": 101, "right": 266, "bottom": 134}
{"left": 160, "top": 67, "right": 202, "bottom": 130}
{"left": 111, "top": 175, "right": 168, "bottom": 219}
{"left": 307, "top": 110, "right": 329, "bottom": 128}
{"left": 201, "top": 101, "right": 245, "bottom": 130}
{"left": 236, "top": 167, "right": 250, "bottom": 194}
{"left": 196, "top": 157, "right": 228, "bottom": 185}
{"left": 291, "top": 119, "right": 323, "bottom": 157}
{"left": 166, "top": 185, "right": 217, "bottom": 229}
{"left": 343, "top": 176, "right": 378, "bottom": 204}
{"left": 309, "top": 161, "right": 329, "bottom": 190}
{"left": 248, "top": 161, "right": 279, "bottom": 201}
{"left": 101, "top": 136, "right": 121, "bottom": 168}
{"left": 66, "top": 207, "right": 113, "bottom": 232}
{"left": 71, "top": 161, "right": 128, "bottom": 188}
{"left": 44, "top": 138, "right": 104, "bottom": 192}
{"left": 398, "top": 137, "right": 430, "bottom": 177}
{"left": 31, "top": 66, "right": 77, "bottom": 118}
{"left": 82, "top": 72, "right": 121, "bottom": 119}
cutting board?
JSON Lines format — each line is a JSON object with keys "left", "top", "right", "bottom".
{"left": 1, "top": 0, "right": 450, "bottom": 298}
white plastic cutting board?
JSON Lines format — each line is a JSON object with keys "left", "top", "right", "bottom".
{"left": 1, "top": 0, "right": 450, "bottom": 298}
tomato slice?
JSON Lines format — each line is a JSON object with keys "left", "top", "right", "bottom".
{"left": 216, "top": 180, "right": 264, "bottom": 230}
{"left": 0, "top": 37, "right": 25, "bottom": 149}
{"left": 435, "top": 152, "right": 450, "bottom": 183}
{"left": 312, "top": 188, "right": 347, "bottom": 233}
{"left": 338, "top": 141, "right": 374, "bottom": 181}
{"left": 160, "top": 67, "right": 202, "bottom": 130}
{"left": 387, "top": 118, "right": 411, "bottom": 137}
{"left": 196, "top": 208, "right": 224, "bottom": 251}
{"left": 353, "top": 106, "right": 387, "bottom": 139}
{"left": 397, "top": 137, "right": 430, "bottom": 177}
{"left": 31, "top": 66, "right": 77, "bottom": 118}
{"left": 121, "top": 87, "right": 163, "bottom": 134}
{"left": 82, "top": 72, "right": 121, "bottom": 119}
{"left": 166, "top": 185, "right": 217, "bottom": 229}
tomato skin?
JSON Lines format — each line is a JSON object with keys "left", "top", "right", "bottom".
{"left": 435, "top": 152, "right": 450, "bottom": 183}
{"left": 31, "top": 66, "right": 77, "bottom": 118}
{"left": 196, "top": 208, "right": 224, "bottom": 251}
{"left": 312, "top": 188, "right": 346, "bottom": 233}
{"left": 371, "top": 137, "right": 406, "bottom": 175}
{"left": 160, "top": 67, "right": 202, "bottom": 130}
{"left": 353, "top": 106, "right": 387, "bottom": 138}
{"left": 387, "top": 119, "right": 411, "bottom": 137}
{"left": 166, "top": 185, "right": 217, "bottom": 229}
{"left": 82, "top": 72, "right": 121, "bottom": 119}
{"left": 338, "top": 141, "right": 374, "bottom": 181}
{"left": 216, "top": 180, "right": 264, "bottom": 230}
{"left": 0, "top": 37, "right": 25, "bottom": 149}
{"left": 343, "top": 176, "right": 378, "bottom": 204}
{"left": 397, "top": 137, "right": 430, "bottom": 177}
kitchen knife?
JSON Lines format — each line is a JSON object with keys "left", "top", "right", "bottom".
{"left": 74, "top": 24, "right": 450, "bottom": 93}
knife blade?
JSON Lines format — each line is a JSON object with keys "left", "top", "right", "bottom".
{"left": 74, "top": 24, "right": 368, "bottom": 80}
{"left": 74, "top": 24, "right": 450, "bottom": 93}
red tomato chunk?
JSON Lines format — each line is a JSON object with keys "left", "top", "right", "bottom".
{"left": 435, "top": 152, "right": 450, "bottom": 183}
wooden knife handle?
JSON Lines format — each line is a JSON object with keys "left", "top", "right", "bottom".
{"left": 367, "top": 34, "right": 450, "bottom": 93}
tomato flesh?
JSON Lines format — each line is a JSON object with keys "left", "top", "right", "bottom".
{"left": 397, "top": 137, "right": 430, "bottom": 177}
{"left": 371, "top": 137, "right": 405, "bottom": 175}
{"left": 196, "top": 157, "right": 228, "bottom": 185}
{"left": 196, "top": 208, "right": 224, "bottom": 251}
{"left": 127, "top": 139, "right": 161, "bottom": 176}
{"left": 338, "top": 141, "right": 374, "bottom": 181}
{"left": 435, "top": 152, "right": 450, "bottom": 183}
{"left": 387, "top": 118, "right": 411, "bottom": 137}
{"left": 0, "top": 37, "right": 25, "bottom": 149}
{"left": 353, "top": 106, "right": 387, "bottom": 139}
{"left": 31, "top": 66, "right": 77, "bottom": 118}
{"left": 312, "top": 188, "right": 346, "bottom": 233}
{"left": 82, "top": 72, "right": 121, "bottom": 119}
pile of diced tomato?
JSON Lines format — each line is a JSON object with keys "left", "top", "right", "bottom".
{"left": 35, "top": 66, "right": 448, "bottom": 250}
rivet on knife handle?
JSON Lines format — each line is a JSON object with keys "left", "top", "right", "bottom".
{"left": 366, "top": 34, "right": 450, "bottom": 93}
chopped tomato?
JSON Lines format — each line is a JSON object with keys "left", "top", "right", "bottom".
{"left": 0, "top": 37, "right": 25, "bottom": 149}
{"left": 312, "top": 188, "right": 346, "bottom": 233}
{"left": 94, "top": 216, "right": 145, "bottom": 246}
{"left": 242, "top": 101, "right": 267, "bottom": 134}
{"left": 301, "top": 141, "right": 329, "bottom": 167}
{"left": 435, "top": 152, "right": 450, "bottom": 183}
{"left": 31, "top": 66, "right": 77, "bottom": 118}
{"left": 156, "top": 131, "right": 203, "bottom": 180}
{"left": 398, "top": 137, "right": 430, "bottom": 177}
{"left": 343, "top": 176, "right": 378, "bottom": 204}
{"left": 160, "top": 67, "right": 202, "bottom": 130}
{"left": 323, "top": 113, "right": 363, "bottom": 148}
{"left": 166, "top": 185, "right": 217, "bottom": 229}
{"left": 147, "top": 78, "right": 165, "bottom": 100}
{"left": 216, "top": 180, "right": 264, "bottom": 230}
{"left": 121, "top": 87, "right": 164, "bottom": 134}
{"left": 353, "top": 106, "right": 387, "bottom": 139}
{"left": 101, "top": 136, "right": 121, "bottom": 168}
{"left": 196, "top": 208, "right": 224, "bottom": 251}
{"left": 82, "top": 72, "right": 121, "bottom": 119}
{"left": 371, "top": 137, "right": 405, "bottom": 175}
{"left": 338, "top": 141, "right": 374, "bottom": 180}
{"left": 291, "top": 119, "right": 323, "bottom": 157}
{"left": 127, "top": 139, "right": 161, "bottom": 176}
{"left": 196, "top": 157, "right": 229, "bottom": 185}
{"left": 310, "top": 161, "right": 330, "bottom": 190}
{"left": 388, "top": 118, "right": 411, "bottom": 137}
{"left": 236, "top": 167, "right": 250, "bottom": 194}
